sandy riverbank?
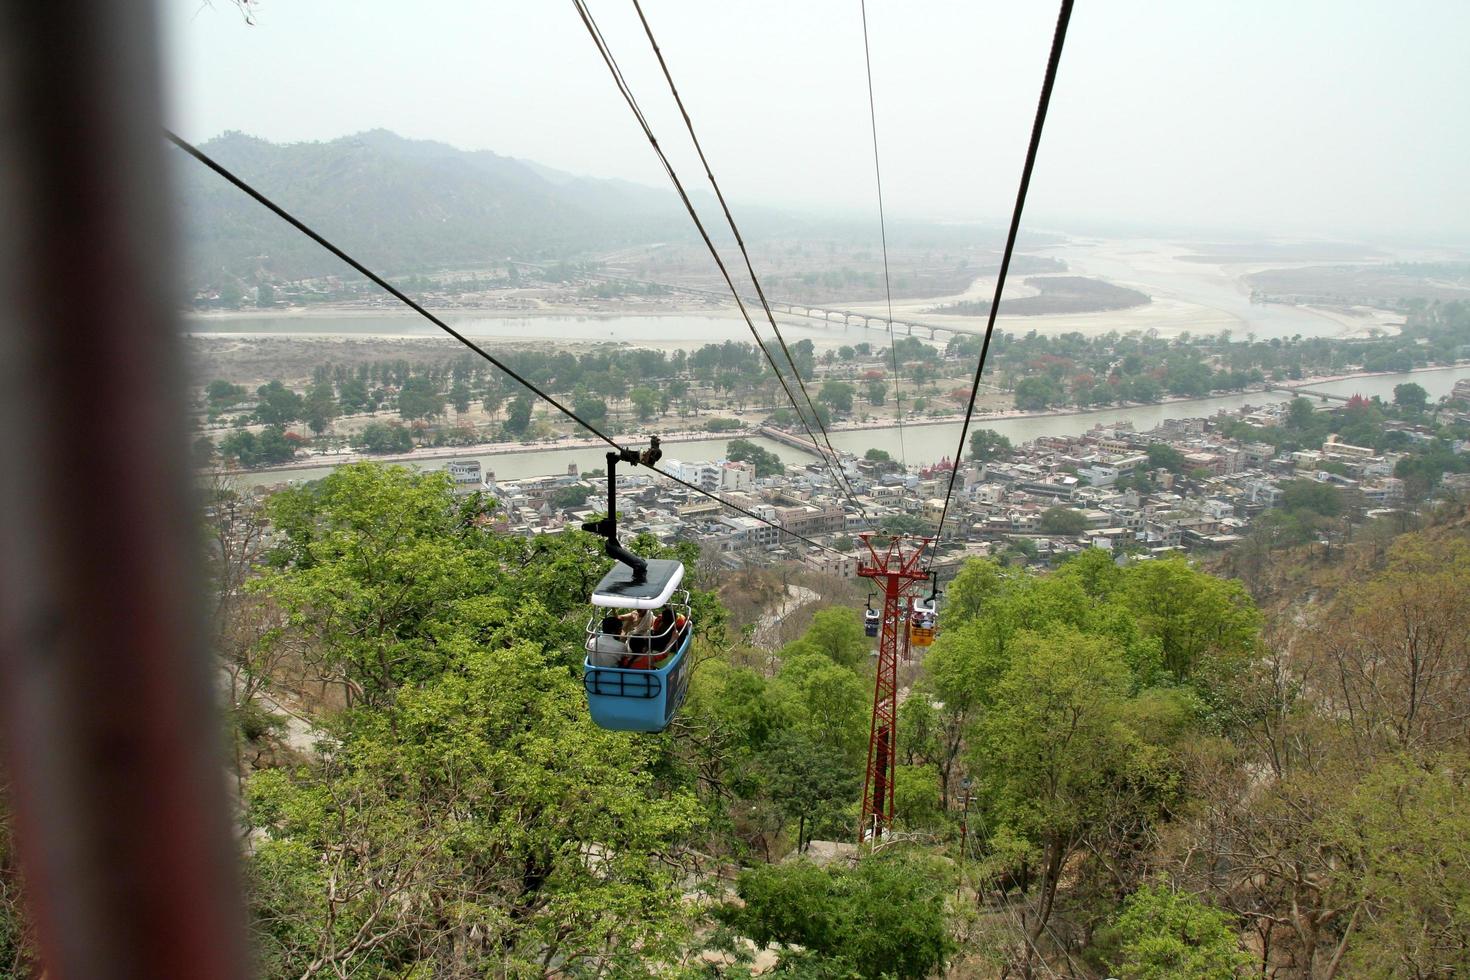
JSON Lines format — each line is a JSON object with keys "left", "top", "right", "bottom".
{"left": 850, "top": 238, "right": 1405, "bottom": 341}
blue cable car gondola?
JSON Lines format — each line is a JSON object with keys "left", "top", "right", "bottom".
{"left": 579, "top": 437, "right": 692, "bottom": 733}
{"left": 584, "top": 562, "right": 691, "bottom": 731}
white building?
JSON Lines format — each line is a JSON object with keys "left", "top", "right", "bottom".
{"left": 445, "top": 459, "right": 489, "bottom": 496}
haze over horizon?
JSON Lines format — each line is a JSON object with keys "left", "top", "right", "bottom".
{"left": 164, "top": 0, "right": 1470, "bottom": 246}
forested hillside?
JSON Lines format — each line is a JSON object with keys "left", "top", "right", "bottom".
{"left": 176, "top": 130, "right": 694, "bottom": 291}
{"left": 3, "top": 466, "right": 1468, "bottom": 977}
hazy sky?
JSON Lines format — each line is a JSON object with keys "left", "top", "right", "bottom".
{"left": 163, "top": 0, "right": 1470, "bottom": 244}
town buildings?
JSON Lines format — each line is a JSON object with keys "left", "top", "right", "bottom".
{"left": 468, "top": 395, "right": 1446, "bottom": 574}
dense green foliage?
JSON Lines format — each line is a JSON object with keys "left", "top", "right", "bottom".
{"left": 1036, "top": 505, "right": 1087, "bottom": 535}
{"left": 721, "top": 856, "right": 952, "bottom": 978}
{"left": 8, "top": 462, "right": 1470, "bottom": 976}
{"left": 910, "top": 550, "right": 1260, "bottom": 969}
{"left": 1102, "top": 885, "right": 1250, "bottom": 979}
{"left": 968, "top": 428, "right": 1012, "bottom": 463}
{"left": 358, "top": 420, "right": 414, "bottom": 454}
{"left": 220, "top": 425, "right": 297, "bottom": 466}
{"left": 239, "top": 465, "right": 717, "bottom": 974}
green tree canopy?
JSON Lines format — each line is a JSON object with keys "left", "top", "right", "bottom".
{"left": 503, "top": 393, "right": 534, "bottom": 437}
{"left": 572, "top": 392, "right": 608, "bottom": 425}
{"left": 770, "top": 654, "right": 869, "bottom": 764}
{"left": 254, "top": 380, "right": 302, "bottom": 426}
{"left": 817, "top": 380, "right": 855, "bottom": 415}
{"left": 1325, "top": 755, "right": 1470, "bottom": 977}
{"left": 727, "top": 439, "right": 784, "bottom": 478}
{"left": 359, "top": 421, "right": 413, "bottom": 454}
{"left": 969, "top": 428, "right": 1013, "bottom": 462}
{"left": 761, "top": 729, "right": 861, "bottom": 849}
{"left": 1280, "top": 478, "right": 1343, "bottom": 518}
{"left": 721, "top": 856, "right": 951, "bottom": 979}
{"left": 220, "top": 425, "right": 297, "bottom": 467}
{"left": 970, "top": 626, "right": 1189, "bottom": 950}
{"left": 1117, "top": 555, "right": 1259, "bottom": 679}
{"left": 448, "top": 379, "right": 472, "bottom": 414}
{"left": 550, "top": 484, "right": 594, "bottom": 510}
{"left": 206, "top": 379, "right": 247, "bottom": 409}
{"left": 303, "top": 380, "right": 338, "bottom": 435}
{"left": 628, "top": 386, "right": 659, "bottom": 421}
{"left": 780, "top": 607, "right": 869, "bottom": 669}
{"left": 245, "top": 641, "right": 699, "bottom": 977}
{"left": 1393, "top": 381, "right": 1429, "bottom": 412}
{"left": 1038, "top": 506, "right": 1088, "bottom": 536}
{"left": 1146, "top": 442, "right": 1186, "bottom": 473}
{"left": 397, "top": 374, "right": 445, "bottom": 422}
{"left": 1103, "top": 885, "right": 1249, "bottom": 980}
{"left": 942, "top": 558, "right": 1008, "bottom": 626}
{"left": 879, "top": 513, "right": 931, "bottom": 537}
{"left": 1014, "top": 376, "right": 1061, "bottom": 411}
{"left": 337, "top": 377, "right": 371, "bottom": 414}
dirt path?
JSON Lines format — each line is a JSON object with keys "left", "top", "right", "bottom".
{"left": 752, "top": 585, "right": 821, "bottom": 650}
{"left": 255, "top": 688, "right": 323, "bottom": 756}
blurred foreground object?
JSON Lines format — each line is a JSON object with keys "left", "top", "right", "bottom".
{"left": 0, "top": 3, "right": 248, "bottom": 977}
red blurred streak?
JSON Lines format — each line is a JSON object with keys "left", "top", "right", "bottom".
{"left": 0, "top": 4, "right": 249, "bottom": 977}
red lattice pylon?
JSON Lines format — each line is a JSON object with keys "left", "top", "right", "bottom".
{"left": 856, "top": 532, "right": 931, "bottom": 842}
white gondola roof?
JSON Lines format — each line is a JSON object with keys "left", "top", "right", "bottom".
{"left": 591, "top": 558, "right": 685, "bottom": 610}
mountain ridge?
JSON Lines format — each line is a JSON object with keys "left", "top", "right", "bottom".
{"left": 174, "top": 129, "right": 698, "bottom": 291}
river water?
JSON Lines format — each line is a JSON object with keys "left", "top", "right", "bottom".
{"left": 229, "top": 364, "right": 1470, "bottom": 489}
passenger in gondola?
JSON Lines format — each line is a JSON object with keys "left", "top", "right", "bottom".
{"left": 587, "top": 614, "right": 629, "bottom": 667}
{"left": 655, "top": 604, "right": 689, "bottom": 651}
{"left": 620, "top": 607, "right": 657, "bottom": 656}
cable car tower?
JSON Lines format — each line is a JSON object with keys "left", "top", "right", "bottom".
{"left": 856, "top": 531, "right": 931, "bottom": 842}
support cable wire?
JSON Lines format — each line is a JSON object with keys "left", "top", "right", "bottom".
{"left": 165, "top": 131, "right": 845, "bottom": 560}
{"left": 628, "top": 0, "right": 872, "bottom": 527}
{"left": 930, "top": 0, "right": 1074, "bottom": 556}
{"left": 859, "top": 0, "right": 907, "bottom": 471}
{"left": 571, "top": 0, "right": 871, "bottom": 525}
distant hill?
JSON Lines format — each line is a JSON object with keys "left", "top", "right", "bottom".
{"left": 172, "top": 129, "right": 1042, "bottom": 297}
{"left": 174, "top": 129, "right": 698, "bottom": 291}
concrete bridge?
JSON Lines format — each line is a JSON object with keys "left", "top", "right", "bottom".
{"left": 757, "top": 424, "right": 839, "bottom": 462}
{"left": 590, "top": 273, "right": 980, "bottom": 343}
{"left": 757, "top": 297, "right": 967, "bottom": 342}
